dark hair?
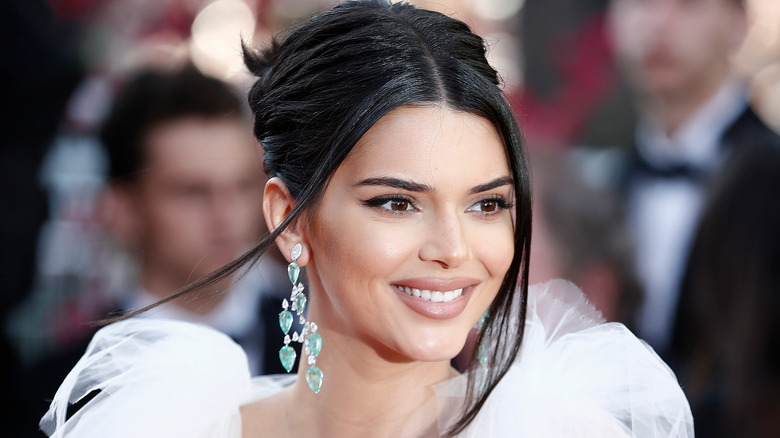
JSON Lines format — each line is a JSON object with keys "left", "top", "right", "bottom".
{"left": 675, "top": 143, "right": 780, "bottom": 437}
{"left": 100, "top": 65, "right": 243, "bottom": 183}
{"left": 118, "top": 1, "right": 532, "bottom": 434}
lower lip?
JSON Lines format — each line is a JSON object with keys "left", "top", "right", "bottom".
{"left": 393, "top": 286, "right": 472, "bottom": 320}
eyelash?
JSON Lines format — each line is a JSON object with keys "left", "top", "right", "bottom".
{"left": 468, "top": 196, "right": 514, "bottom": 215}
{"left": 362, "top": 195, "right": 513, "bottom": 215}
{"left": 362, "top": 194, "right": 417, "bottom": 213}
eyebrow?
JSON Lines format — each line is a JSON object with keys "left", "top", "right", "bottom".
{"left": 467, "top": 176, "right": 513, "bottom": 194}
{"left": 355, "top": 176, "right": 513, "bottom": 194}
{"left": 356, "top": 177, "right": 433, "bottom": 192}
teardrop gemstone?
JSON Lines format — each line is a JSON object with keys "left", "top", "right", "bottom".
{"left": 291, "top": 243, "right": 302, "bottom": 262}
{"left": 308, "top": 332, "right": 322, "bottom": 356}
{"left": 294, "top": 292, "right": 307, "bottom": 314}
{"left": 279, "top": 346, "right": 296, "bottom": 372}
{"left": 477, "top": 339, "right": 488, "bottom": 365}
{"left": 287, "top": 261, "right": 300, "bottom": 284}
{"left": 279, "top": 310, "right": 293, "bottom": 334}
{"left": 305, "top": 366, "right": 323, "bottom": 393}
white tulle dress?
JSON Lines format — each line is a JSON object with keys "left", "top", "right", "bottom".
{"left": 40, "top": 280, "right": 694, "bottom": 437}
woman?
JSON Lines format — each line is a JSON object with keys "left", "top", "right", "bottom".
{"left": 42, "top": 1, "right": 693, "bottom": 436}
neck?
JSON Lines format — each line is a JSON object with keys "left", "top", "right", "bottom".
{"left": 641, "top": 73, "right": 731, "bottom": 137}
{"left": 140, "top": 261, "right": 231, "bottom": 315}
{"left": 286, "top": 326, "right": 458, "bottom": 437}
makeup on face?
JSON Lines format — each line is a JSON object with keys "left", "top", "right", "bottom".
{"left": 305, "top": 105, "right": 515, "bottom": 362}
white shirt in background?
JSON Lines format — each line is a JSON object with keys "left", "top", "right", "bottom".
{"left": 631, "top": 80, "right": 748, "bottom": 352}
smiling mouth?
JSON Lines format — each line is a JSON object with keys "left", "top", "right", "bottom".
{"left": 393, "top": 285, "right": 463, "bottom": 303}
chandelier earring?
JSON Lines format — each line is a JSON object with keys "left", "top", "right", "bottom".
{"left": 278, "top": 243, "right": 323, "bottom": 394}
{"left": 476, "top": 309, "right": 490, "bottom": 366}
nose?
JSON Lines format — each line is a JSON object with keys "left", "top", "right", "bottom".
{"left": 645, "top": 0, "right": 675, "bottom": 34}
{"left": 419, "top": 210, "right": 470, "bottom": 269}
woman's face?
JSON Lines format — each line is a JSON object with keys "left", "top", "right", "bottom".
{"left": 304, "top": 105, "right": 515, "bottom": 364}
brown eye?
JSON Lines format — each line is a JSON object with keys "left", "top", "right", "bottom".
{"left": 467, "top": 197, "right": 509, "bottom": 215}
{"left": 365, "top": 197, "right": 416, "bottom": 213}
{"left": 390, "top": 200, "right": 409, "bottom": 211}
{"left": 481, "top": 201, "right": 497, "bottom": 212}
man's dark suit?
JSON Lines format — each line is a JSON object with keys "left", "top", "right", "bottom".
{"left": 622, "top": 105, "right": 780, "bottom": 437}
{"left": 667, "top": 106, "right": 780, "bottom": 354}
{"left": 623, "top": 105, "right": 780, "bottom": 349}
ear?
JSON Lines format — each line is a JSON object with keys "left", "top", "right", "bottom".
{"left": 100, "top": 184, "right": 142, "bottom": 248}
{"left": 263, "top": 177, "right": 311, "bottom": 266}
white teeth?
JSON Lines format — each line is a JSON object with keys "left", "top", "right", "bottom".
{"left": 395, "top": 286, "right": 465, "bottom": 303}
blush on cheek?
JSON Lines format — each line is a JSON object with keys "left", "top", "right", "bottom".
{"left": 479, "top": 222, "right": 514, "bottom": 273}
{"left": 487, "top": 242, "right": 515, "bottom": 289}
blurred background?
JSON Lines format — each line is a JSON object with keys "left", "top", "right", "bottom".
{"left": 3, "top": 0, "right": 779, "bottom": 436}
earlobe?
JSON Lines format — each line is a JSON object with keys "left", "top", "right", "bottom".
{"left": 263, "top": 177, "right": 310, "bottom": 265}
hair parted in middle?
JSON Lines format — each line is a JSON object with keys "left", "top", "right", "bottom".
{"left": 122, "top": 1, "right": 532, "bottom": 434}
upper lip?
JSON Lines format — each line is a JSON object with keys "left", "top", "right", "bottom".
{"left": 391, "top": 277, "right": 479, "bottom": 292}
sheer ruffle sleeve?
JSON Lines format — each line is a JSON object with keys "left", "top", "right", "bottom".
{"left": 41, "top": 281, "right": 693, "bottom": 437}
{"left": 40, "top": 319, "right": 252, "bottom": 438}
{"left": 437, "top": 279, "right": 694, "bottom": 437}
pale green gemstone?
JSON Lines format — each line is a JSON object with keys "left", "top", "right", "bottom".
{"left": 308, "top": 332, "right": 322, "bottom": 356}
{"left": 294, "top": 292, "right": 307, "bottom": 314}
{"left": 305, "top": 366, "right": 323, "bottom": 393}
{"left": 287, "top": 261, "right": 300, "bottom": 284}
{"left": 279, "top": 310, "right": 293, "bottom": 334}
{"left": 279, "top": 346, "right": 296, "bottom": 372}
{"left": 477, "top": 338, "right": 488, "bottom": 365}
{"left": 478, "top": 309, "right": 490, "bottom": 329}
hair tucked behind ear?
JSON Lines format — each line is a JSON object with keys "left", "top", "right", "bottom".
{"left": 108, "top": 1, "right": 531, "bottom": 434}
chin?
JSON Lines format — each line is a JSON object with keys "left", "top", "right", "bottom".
{"left": 639, "top": 70, "right": 688, "bottom": 97}
{"left": 405, "top": 334, "right": 468, "bottom": 363}
{"left": 407, "top": 350, "right": 460, "bottom": 364}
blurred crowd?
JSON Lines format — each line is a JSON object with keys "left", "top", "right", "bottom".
{"left": 2, "top": 0, "right": 779, "bottom": 436}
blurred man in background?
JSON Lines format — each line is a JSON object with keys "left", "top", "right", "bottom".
{"left": 98, "top": 66, "right": 285, "bottom": 376}
{"left": 14, "top": 66, "right": 288, "bottom": 436}
{"left": 608, "top": 0, "right": 780, "bottom": 356}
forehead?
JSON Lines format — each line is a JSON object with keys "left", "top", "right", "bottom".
{"left": 340, "top": 105, "right": 509, "bottom": 186}
{"left": 142, "top": 118, "right": 257, "bottom": 176}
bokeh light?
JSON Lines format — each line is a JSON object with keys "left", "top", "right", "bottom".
{"left": 465, "top": 0, "right": 525, "bottom": 22}
{"left": 190, "top": 0, "right": 256, "bottom": 80}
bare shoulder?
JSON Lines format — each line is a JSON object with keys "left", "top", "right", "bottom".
{"left": 240, "top": 390, "right": 290, "bottom": 437}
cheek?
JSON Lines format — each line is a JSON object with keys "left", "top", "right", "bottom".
{"left": 610, "top": 8, "right": 646, "bottom": 59}
{"left": 472, "top": 220, "right": 515, "bottom": 284}
{"left": 238, "top": 187, "right": 264, "bottom": 218}
{"left": 313, "top": 215, "right": 412, "bottom": 286}
{"left": 309, "top": 210, "right": 391, "bottom": 300}
{"left": 674, "top": 9, "right": 734, "bottom": 57}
